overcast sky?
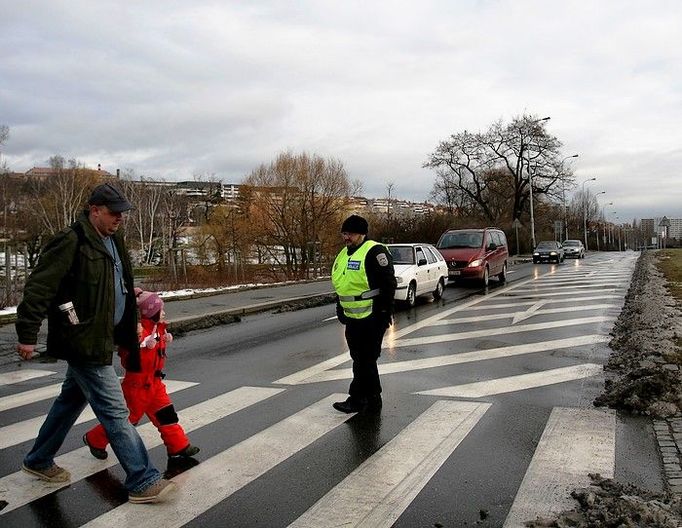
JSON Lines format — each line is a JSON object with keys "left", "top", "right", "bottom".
{"left": 1, "top": 0, "right": 680, "bottom": 222}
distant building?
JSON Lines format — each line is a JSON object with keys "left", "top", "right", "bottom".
{"left": 640, "top": 219, "right": 655, "bottom": 238}
{"left": 25, "top": 164, "right": 115, "bottom": 180}
{"left": 667, "top": 218, "right": 682, "bottom": 239}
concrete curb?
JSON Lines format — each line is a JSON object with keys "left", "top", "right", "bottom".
{"left": 167, "top": 293, "right": 336, "bottom": 335}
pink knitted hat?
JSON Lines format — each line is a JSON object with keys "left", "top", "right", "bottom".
{"left": 134, "top": 287, "right": 164, "bottom": 319}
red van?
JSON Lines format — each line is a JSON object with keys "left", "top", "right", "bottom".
{"left": 436, "top": 227, "right": 509, "bottom": 287}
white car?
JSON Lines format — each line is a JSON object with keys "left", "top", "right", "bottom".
{"left": 562, "top": 239, "right": 585, "bottom": 259}
{"left": 387, "top": 243, "right": 448, "bottom": 307}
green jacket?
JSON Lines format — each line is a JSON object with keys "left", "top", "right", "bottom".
{"left": 16, "top": 212, "right": 140, "bottom": 368}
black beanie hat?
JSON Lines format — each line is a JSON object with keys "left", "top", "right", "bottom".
{"left": 341, "top": 214, "right": 368, "bottom": 234}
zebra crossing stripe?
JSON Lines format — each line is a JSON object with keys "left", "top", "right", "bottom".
{"left": 289, "top": 400, "right": 491, "bottom": 528}
{"left": 415, "top": 363, "right": 603, "bottom": 398}
{"left": 274, "top": 352, "right": 349, "bottom": 385}
{"left": 0, "top": 382, "right": 65, "bottom": 412}
{"left": 289, "top": 335, "right": 610, "bottom": 384}
{"left": 394, "top": 316, "right": 613, "bottom": 349}
{"left": 0, "top": 380, "right": 198, "bottom": 450}
{"left": 464, "top": 295, "right": 622, "bottom": 311}
{"left": 502, "top": 407, "right": 615, "bottom": 527}
{"left": 430, "top": 304, "right": 619, "bottom": 326}
{"left": 81, "top": 394, "right": 352, "bottom": 528}
{"left": 502, "top": 289, "right": 618, "bottom": 299}
{"left": 514, "top": 283, "right": 625, "bottom": 292}
{"left": 0, "top": 370, "right": 56, "bottom": 386}
{"left": 0, "top": 385, "right": 284, "bottom": 515}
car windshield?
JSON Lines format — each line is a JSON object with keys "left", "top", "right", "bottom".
{"left": 536, "top": 241, "right": 557, "bottom": 249}
{"left": 388, "top": 246, "right": 415, "bottom": 265}
{"left": 563, "top": 240, "right": 580, "bottom": 246}
{"left": 438, "top": 232, "right": 483, "bottom": 249}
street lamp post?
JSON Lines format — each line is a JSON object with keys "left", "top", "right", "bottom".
{"left": 526, "top": 116, "right": 551, "bottom": 250}
{"left": 581, "top": 177, "right": 596, "bottom": 250}
{"left": 594, "top": 191, "right": 606, "bottom": 251}
{"left": 560, "top": 154, "right": 579, "bottom": 241}
{"left": 602, "top": 202, "right": 613, "bottom": 248}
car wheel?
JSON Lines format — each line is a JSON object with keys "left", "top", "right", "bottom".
{"left": 481, "top": 266, "right": 489, "bottom": 287}
{"left": 433, "top": 278, "right": 445, "bottom": 300}
{"left": 498, "top": 262, "right": 507, "bottom": 283}
{"left": 406, "top": 282, "right": 417, "bottom": 308}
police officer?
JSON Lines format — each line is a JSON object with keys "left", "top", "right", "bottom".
{"left": 331, "top": 214, "right": 396, "bottom": 413}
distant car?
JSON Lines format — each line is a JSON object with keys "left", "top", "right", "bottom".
{"left": 436, "top": 227, "right": 509, "bottom": 287}
{"left": 533, "top": 241, "right": 565, "bottom": 263}
{"left": 387, "top": 243, "right": 448, "bottom": 307}
{"left": 562, "top": 239, "right": 585, "bottom": 259}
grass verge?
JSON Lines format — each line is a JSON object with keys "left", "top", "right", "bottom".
{"left": 656, "top": 248, "right": 682, "bottom": 352}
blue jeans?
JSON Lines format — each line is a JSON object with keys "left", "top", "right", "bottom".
{"left": 24, "top": 363, "right": 161, "bottom": 493}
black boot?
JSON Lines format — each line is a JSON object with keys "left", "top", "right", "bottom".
{"left": 365, "top": 394, "right": 383, "bottom": 412}
{"left": 332, "top": 397, "right": 366, "bottom": 414}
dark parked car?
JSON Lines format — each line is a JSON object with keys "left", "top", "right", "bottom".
{"left": 436, "top": 227, "right": 509, "bottom": 287}
{"left": 562, "top": 239, "right": 585, "bottom": 259}
{"left": 533, "top": 241, "right": 565, "bottom": 263}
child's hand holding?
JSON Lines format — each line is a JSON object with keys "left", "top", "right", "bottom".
{"left": 141, "top": 334, "right": 157, "bottom": 349}
{"left": 163, "top": 332, "right": 173, "bottom": 343}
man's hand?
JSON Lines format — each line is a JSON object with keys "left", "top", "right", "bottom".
{"left": 17, "top": 343, "right": 36, "bottom": 361}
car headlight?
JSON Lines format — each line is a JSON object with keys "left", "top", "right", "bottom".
{"left": 468, "top": 259, "right": 483, "bottom": 267}
{"left": 396, "top": 276, "right": 404, "bottom": 284}
{"left": 533, "top": 252, "right": 540, "bottom": 256}
{"left": 550, "top": 251, "right": 557, "bottom": 255}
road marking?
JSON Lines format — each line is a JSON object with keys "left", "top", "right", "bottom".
{"left": 502, "top": 289, "right": 618, "bottom": 299}
{"left": 0, "top": 382, "right": 66, "bottom": 412}
{"left": 82, "top": 394, "right": 352, "bottom": 528}
{"left": 515, "top": 283, "right": 625, "bottom": 292}
{"left": 290, "top": 335, "right": 610, "bottom": 384}
{"left": 394, "top": 316, "right": 613, "bottom": 349}
{"left": 289, "top": 400, "right": 491, "bottom": 528}
{"left": 464, "top": 295, "right": 622, "bottom": 311}
{"left": 0, "top": 380, "right": 198, "bottom": 450}
{"left": 503, "top": 407, "right": 615, "bottom": 527}
{"left": 0, "top": 370, "right": 56, "bottom": 386}
{"left": 0, "top": 386, "right": 284, "bottom": 514}
{"left": 274, "top": 351, "right": 349, "bottom": 385}
{"left": 511, "top": 300, "right": 549, "bottom": 324}
{"left": 415, "top": 363, "right": 602, "bottom": 398}
{"left": 429, "top": 304, "right": 619, "bottom": 326}
{"left": 391, "top": 275, "right": 542, "bottom": 340}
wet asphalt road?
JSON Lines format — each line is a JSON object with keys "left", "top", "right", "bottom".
{"left": 0, "top": 252, "right": 664, "bottom": 527}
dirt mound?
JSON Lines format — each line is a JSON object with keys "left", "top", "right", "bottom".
{"left": 596, "top": 251, "right": 682, "bottom": 419}
{"left": 525, "top": 474, "right": 682, "bottom": 527}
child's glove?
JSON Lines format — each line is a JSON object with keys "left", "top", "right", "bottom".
{"left": 163, "top": 332, "right": 173, "bottom": 343}
{"left": 140, "top": 334, "right": 157, "bottom": 349}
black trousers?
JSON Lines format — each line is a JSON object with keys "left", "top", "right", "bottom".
{"left": 345, "top": 316, "right": 388, "bottom": 401}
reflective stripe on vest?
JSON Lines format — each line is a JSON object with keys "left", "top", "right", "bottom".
{"left": 332, "top": 240, "right": 381, "bottom": 319}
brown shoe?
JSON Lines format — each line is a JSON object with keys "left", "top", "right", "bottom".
{"left": 129, "top": 479, "right": 177, "bottom": 504}
{"left": 21, "top": 463, "right": 71, "bottom": 483}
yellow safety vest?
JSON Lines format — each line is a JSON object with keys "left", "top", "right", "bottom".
{"left": 332, "top": 240, "right": 382, "bottom": 319}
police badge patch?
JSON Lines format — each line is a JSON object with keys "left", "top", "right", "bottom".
{"left": 376, "top": 253, "right": 389, "bottom": 267}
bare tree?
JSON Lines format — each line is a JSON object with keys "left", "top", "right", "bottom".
{"left": 25, "top": 156, "right": 101, "bottom": 235}
{"left": 119, "top": 173, "right": 167, "bottom": 265}
{"left": 425, "top": 114, "right": 574, "bottom": 225}
{"left": 0, "top": 125, "right": 8, "bottom": 147}
{"left": 242, "top": 151, "right": 356, "bottom": 278}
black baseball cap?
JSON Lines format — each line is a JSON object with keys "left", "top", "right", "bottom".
{"left": 88, "top": 183, "right": 133, "bottom": 213}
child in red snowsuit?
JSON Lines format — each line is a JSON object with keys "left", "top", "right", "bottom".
{"left": 84, "top": 289, "right": 199, "bottom": 460}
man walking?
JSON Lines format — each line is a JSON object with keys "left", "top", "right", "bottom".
{"left": 331, "top": 214, "right": 396, "bottom": 413}
{"left": 16, "top": 183, "right": 175, "bottom": 504}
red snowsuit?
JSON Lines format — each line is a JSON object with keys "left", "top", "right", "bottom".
{"left": 85, "top": 318, "right": 191, "bottom": 456}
